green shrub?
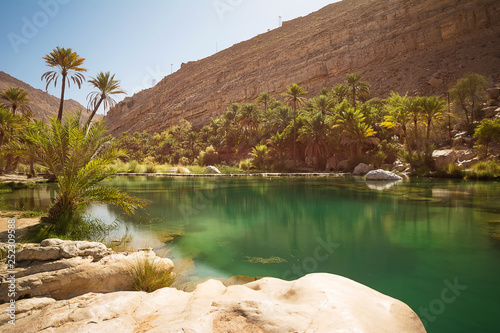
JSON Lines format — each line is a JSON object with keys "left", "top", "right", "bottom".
{"left": 129, "top": 253, "right": 175, "bottom": 292}
{"left": 178, "top": 157, "right": 190, "bottom": 166}
{"left": 239, "top": 158, "right": 252, "bottom": 171}
{"left": 127, "top": 160, "right": 140, "bottom": 173}
{"left": 144, "top": 163, "right": 157, "bottom": 173}
{"left": 467, "top": 160, "right": 500, "bottom": 179}
{"left": 196, "top": 145, "right": 220, "bottom": 166}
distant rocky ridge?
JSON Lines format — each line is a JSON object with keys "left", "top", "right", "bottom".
{"left": 105, "top": 0, "right": 500, "bottom": 135}
{"left": 0, "top": 71, "right": 87, "bottom": 121}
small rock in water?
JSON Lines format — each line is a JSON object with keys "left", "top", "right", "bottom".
{"left": 366, "top": 169, "right": 403, "bottom": 180}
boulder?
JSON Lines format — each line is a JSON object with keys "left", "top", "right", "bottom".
{"left": 456, "top": 149, "right": 476, "bottom": 162}
{"left": 0, "top": 273, "right": 426, "bottom": 333}
{"left": 432, "top": 149, "right": 457, "bottom": 170}
{"left": 353, "top": 163, "right": 374, "bottom": 175}
{"left": 176, "top": 167, "right": 191, "bottom": 174}
{"left": 483, "top": 106, "right": 498, "bottom": 118}
{"left": 305, "top": 155, "right": 317, "bottom": 167}
{"left": 15, "top": 239, "right": 111, "bottom": 262}
{"left": 325, "top": 156, "right": 337, "bottom": 171}
{"left": 392, "top": 160, "right": 407, "bottom": 172}
{"left": 486, "top": 87, "right": 500, "bottom": 100}
{"left": 0, "top": 240, "right": 173, "bottom": 303}
{"left": 336, "top": 159, "right": 349, "bottom": 171}
{"left": 205, "top": 166, "right": 221, "bottom": 174}
{"left": 366, "top": 169, "right": 403, "bottom": 180}
{"left": 458, "top": 157, "right": 480, "bottom": 168}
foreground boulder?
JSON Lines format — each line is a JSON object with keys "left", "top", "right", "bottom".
{"left": 0, "top": 273, "right": 425, "bottom": 332}
{"left": 366, "top": 169, "right": 403, "bottom": 181}
{"left": 432, "top": 149, "right": 457, "bottom": 170}
{"left": 0, "top": 240, "right": 173, "bottom": 303}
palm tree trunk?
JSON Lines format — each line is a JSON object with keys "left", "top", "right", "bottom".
{"left": 57, "top": 74, "right": 67, "bottom": 121}
{"left": 85, "top": 97, "right": 103, "bottom": 128}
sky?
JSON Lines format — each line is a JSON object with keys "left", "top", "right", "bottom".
{"left": 0, "top": 0, "right": 338, "bottom": 115}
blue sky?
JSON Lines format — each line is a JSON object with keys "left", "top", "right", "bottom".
{"left": 1, "top": 0, "right": 338, "bottom": 114}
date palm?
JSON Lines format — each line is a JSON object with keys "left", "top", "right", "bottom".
{"left": 417, "top": 96, "right": 448, "bottom": 142}
{"left": 5, "top": 113, "right": 145, "bottom": 233}
{"left": 42, "top": 47, "right": 86, "bottom": 121}
{"left": 0, "top": 87, "right": 31, "bottom": 117}
{"left": 86, "top": 71, "right": 125, "bottom": 127}
{"left": 256, "top": 92, "right": 274, "bottom": 112}
{"left": 341, "top": 121, "right": 379, "bottom": 157}
{"left": 298, "top": 112, "right": 330, "bottom": 167}
{"left": 283, "top": 84, "right": 307, "bottom": 160}
{"left": 382, "top": 92, "right": 411, "bottom": 151}
{"left": 311, "top": 95, "right": 334, "bottom": 115}
{"left": 345, "top": 73, "right": 370, "bottom": 109}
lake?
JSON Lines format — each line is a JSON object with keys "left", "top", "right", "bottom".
{"left": 3, "top": 176, "right": 500, "bottom": 333}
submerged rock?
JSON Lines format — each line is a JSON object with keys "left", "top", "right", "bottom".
{"left": 0, "top": 273, "right": 426, "bottom": 332}
{"left": 366, "top": 169, "right": 403, "bottom": 181}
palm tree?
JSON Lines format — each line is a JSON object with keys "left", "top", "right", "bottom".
{"left": 238, "top": 103, "right": 261, "bottom": 134}
{"left": 417, "top": 96, "right": 447, "bottom": 142}
{"left": 311, "top": 95, "right": 334, "bottom": 115}
{"left": 256, "top": 92, "right": 274, "bottom": 112}
{"left": 269, "top": 105, "right": 293, "bottom": 133}
{"left": 341, "top": 121, "right": 379, "bottom": 157}
{"left": 381, "top": 93, "right": 411, "bottom": 149}
{"left": 0, "top": 87, "right": 31, "bottom": 117}
{"left": 283, "top": 84, "right": 307, "bottom": 160}
{"left": 86, "top": 71, "right": 125, "bottom": 127}
{"left": 267, "top": 131, "right": 288, "bottom": 162}
{"left": 332, "top": 84, "right": 348, "bottom": 104}
{"left": 298, "top": 112, "right": 330, "bottom": 168}
{"left": 249, "top": 144, "right": 268, "bottom": 170}
{"left": 5, "top": 113, "right": 145, "bottom": 233}
{"left": 42, "top": 47, "right": 86, "bottom": 121}
{"left": 345, "top": 73, "right": 370, "bottom": 109}
{"left": 0, "top": 108, "right": 22, "bottom": 152}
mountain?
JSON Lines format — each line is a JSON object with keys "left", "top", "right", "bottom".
{"left": 0, "top": 71, "right": 87, "bottom": 121}
{"left": 105, "top": 0, "right": 500, "bottom": 135}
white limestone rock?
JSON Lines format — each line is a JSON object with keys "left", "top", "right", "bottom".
{"left": 366, "top": 169, "right": 403, "bottom": 181}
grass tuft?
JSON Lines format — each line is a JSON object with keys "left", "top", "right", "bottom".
{"left": 129, "top": 253, "right": 175, "bottom": 292}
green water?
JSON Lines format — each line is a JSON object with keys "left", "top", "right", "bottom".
{"left": 3, "top": 176, "right": 500, "bottom": 333}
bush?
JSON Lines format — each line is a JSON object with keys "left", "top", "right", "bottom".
{"left": 127, "top": 160, "right": 140, "bottom": 173}
{"left": 144, "top": 163, "right": 157, "bottom": 173}
{"left": 467, "top": 160, "right": 500, "bottom": 179}
{"left": 178, "top": 157, "right": 190, "bottom": 166}
{"left": 239, "top": 158, "right": 252, "bottom": 171}
{"left": 196, "top": 145, "right": 220, "bottom": 166}
{"left": 129, "top": 253, "right": 175, "bottom": 292}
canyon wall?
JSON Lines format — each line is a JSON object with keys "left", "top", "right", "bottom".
{"left": 105, "top": 0, "right": 500, "bottom": 135}
{"left": 0, "top": 71, "right": 87, "bottom": 121}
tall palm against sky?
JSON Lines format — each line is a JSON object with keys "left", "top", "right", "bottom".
{"left": 283, "top": 84, "right": 307, "bottom": 160}
{"left": 42, "top": 47, "right": 86, "bottom": 121}
{"left": 86, "top": 71, "right": 125, "bottom": 128}
{"left": 0, "top": 87, "right": 31, "bottom": 117}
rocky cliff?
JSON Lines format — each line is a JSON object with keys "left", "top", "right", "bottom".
{"left": 0, "top": 71, "right": 87, "bottom": 121}
{"left": 105, "top": 0, "right": 500, "bottom": 135}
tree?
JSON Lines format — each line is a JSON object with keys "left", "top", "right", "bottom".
{"left": 417, "top": 96, "right": 448, "bottom": 142}
{"left": 86, "top": 71, "right": 125, "bottom": 127}
{"left": 341, "top": 121, "right": 379, "bottom": 157}
{"left": 298, "top": 112, "right": 330, "bottom": 167}
{"left": 345, "top": 73, "right": 370, "bottom": 109}
{"left": 449, "top": 73, "right": 489, "bottom": 128}
{"left": 381, "top": 92, "right": 411, "bottom": 151}
{"left": 267, "top": 131, "right": 288, "bottom": 163}
{"left": 5, "top": 113, "right": 145, "bottom": 233}
{"left": 42, "top": 47, "right": 86, "bottom": 121}
{"left": 283, "top": 84, "right": 307, "bottom": 160}
{"left": 249, "top": 144, "right": 269, "bottom": 170}
{"left": 311, "top": 95, "right": 334, "bottom": 115}
{"left": 256, "top": 92, "right": 274, "bottom": 112}
{"left": 0, "top": 108, "right": 24, "bottom": 174}
{"left": 474, "top": 118, "right": 500, "bottom": 157}
{"left": 0, "top": 87, "right": 31, "bottom": 117}
{"left": 238, "top": 103, "right": 261, "bottom": 135}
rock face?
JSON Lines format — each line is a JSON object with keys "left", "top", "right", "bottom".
{"left": 0, "top": 71, "right": 87, "bottom": 121}
{"left": 366, "top": 169, "right": 403, "bottom": 180}
{"left": 0, "top": 240, "right": 174, "bottom": 303}
{"left": 105, "top": 0, "right": 500, "bottom": 135}
{"left": 432, "top": 149, "right": 458, "bottom": 169}
{"left": 0, "top": 273, "right": 426, "bottom": 333}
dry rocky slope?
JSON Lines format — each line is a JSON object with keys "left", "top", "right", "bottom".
{"left": 106, "top": 0, "right": 500, "bottom": 135}
{"left": 0, "top": 71, "right": 87, "bottom": 121}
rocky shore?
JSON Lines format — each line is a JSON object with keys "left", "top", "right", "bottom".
{"left": 0, "top": 239, "right": 426, "bottom": 332}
